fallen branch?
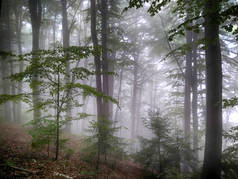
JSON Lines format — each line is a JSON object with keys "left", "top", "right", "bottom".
{"left": 54, "top": 172, "right": 73, "bottom": 179}
{"left": 7, "top": 165, "right": 37, "bottom": 175}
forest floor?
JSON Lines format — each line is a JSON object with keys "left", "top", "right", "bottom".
{"left": 0, "top": 123, "right": 148, "bottom": 179}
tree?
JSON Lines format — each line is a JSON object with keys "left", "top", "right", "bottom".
{"left": 192, "top": 30, "right": 199, "bottom": 164}
{"left": 0, "top": 0, "right": 12, "bottom": 121}
{"left": 28, "top": 0, "right": 42, "bottom": 121}
{"left": 90, "top": 0, "right": 103, "bottom": 121}
{"left": 184, "top": 26, "right": 192, "bottom": 145}
{"left": 2, "top": 46, "right": 111, "bottom": 160}
{"left": 126, "top": 0, "right": 232, "bottom": 178}
{"left": 101, "top": 0, "right": 110, "bottom": 120}
{"left": 61, "top": 0, "right": 72, "bottom": 132}
{"left": 134, "top": 110, "right": 193, "bottom": 178}
{"left": 202, "top": 0, "right": 222, "bottom": 178}
{"left": 13, "top": 0, "right": 24, "bottom": 121}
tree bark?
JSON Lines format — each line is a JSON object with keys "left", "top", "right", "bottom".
{"left": 0, "top": 0, "right": 12, "bottom": 121}
{"left": 184, "top": 29, "right": 192, "bottom": 142}
{"left": 192, "top": 31, "right": 199, "bottom": 164}
{"left": 14, "top": 1, "right": 24, "bottom": 122}
{"left": 29, "top": 0, "right": 42, "bottom": 121}
{"left": 61, "top": 0, "right": 72, "bottom": 132}
{"left": 202, "top": 0, "right": 222, "bottom": 178}
{"left": 55, "top": 65, "right": 61, "bottom": 160}
{"left": 114, "top": 68, "right": 123, "bottom": 123}
{"left": 131, "top": 54, "right": 138, "bottom": 139}
{"left": 90, "top": 0, "right": 102, "bottom": 119}
{"left": 101, "top": 0, "right": 110, "bottom": 120}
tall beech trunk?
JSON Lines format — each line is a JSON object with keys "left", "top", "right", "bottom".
{"left": 183, "top": 22, "right": 193, "bottom": 172}
{"left": 53, "top": 12, "right": 57, "bottom": 47}
{"left": 101, "top": 0, "right": 110, "bottom": 119}
{"left": 184, "top": 29, "right": 192, "bottom": 142}
{"left": 202, "top": 0, "right": 222, "bottom": 178}
{"left": 61, "top": 0, "right": 72, "bottom": 132}
{"left": 29, "top": 0, "right": 42, "bottom": 121}
{"left": 135, "top": 84, "right": 143, "bottom": 146}
{"left": 107, "top": 0, "right": 118, "bottom": 121}
{"left": 14, "top": 1, "right": 23, "bottom": 121}
{"left": 0, "top": 0, "right": 12, "bottom": 121}
{"left": 192, "top": 31, "right": 199, "bottom": 164}
{"left": 108, "top": 52, "right": 115, "bottom": 121}
{"left": 90, "top": 0, "right": 103, "bottom": 170}
{"left": 114, "top": 68, "right": 123, "bottom": 123}
{"left": 90, "top": 0, "right": 102, "bottom": 120}
{"left": 131, "top": 54, "right": 138, "bottom": 139}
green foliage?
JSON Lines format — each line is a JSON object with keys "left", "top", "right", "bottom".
{"left": 223, "top": 97, "right": 238, "bottom": 108}
{"left": 81, "top": 117, "right": 126, "bottom": 168}
{"left": 126, "top": 0, "right": 238, "bottom": 43}
{"left": 1, "top": 46, "right": 118, "bottom": 159}
{"left": 0, "top": 94, "right": 23, "bottom": 105}
{"left": 222, "top": 126, "right": 238, "bottom": 178}
{"left": 133, "top": 110, "right": 196, "bottom": 178}
{"left": 28, "top": 117, "right": 56, "bottom": 149}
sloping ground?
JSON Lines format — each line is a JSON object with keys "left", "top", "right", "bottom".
{"left": 0, "top": 123, "right": 147, "bottom": 179}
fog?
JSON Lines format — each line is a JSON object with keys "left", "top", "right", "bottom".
{"left": 0, "top": 0, "right": 238, "bottom": 178}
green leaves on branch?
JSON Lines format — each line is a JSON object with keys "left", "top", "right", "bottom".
{"left": 126, "top": 0, "right": 238, "bottom": 41}
{"left": 222, "top": 126, "right": 238, "bottom": 178}
{"left": 0, "top": 94, "right": 24, "bottom": 105}
{"left": 223, "top": 97, "right": 238, "bottom": 108}
{"left": 125, "top": 0, "right": 169, "bottom": 15}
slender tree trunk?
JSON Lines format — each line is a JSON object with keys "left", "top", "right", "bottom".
{"left": 135, "top": 84, "right": 143, "bottom": 150}
{"left": 15, "top": 3, "right": 23, "bottom": 121}
{"left": 55, "top": 65, "right": 60, "bottom": 160}
{"left": 192, "top": 31, "right": 199, "bottom": 165}
{"left": 202, "top": 0, "right": 222, "bottom": 178}
{"left": 10, "top": 61, "right": 17, "bottom": 121}
{"left": 53, "top": 12, "right": 57, "bottom": 47}
{"left": 90, "top": 0, "right": 102, "bottom": 119}
{"left": 0, "top": 0, "right": 12, "bottom": 121}
{"left": 61, "top": 0, "right": 72, "bottom": 132}
{"left": 184, "top": 29, "right": 192, "bottom": 142}
{"left": 114, "top": 68, "right": 123, "bottom": 123}
{"left": 131, "top": 54, "right": 138, "bottom": 139}
{"left": 183, "top": 23, "right": 193, "bottom": 173}
{"left": 108, "top": 52, "right": 115, "bottom": 121}
{"left": 29, "top": 0, "right": 42, "bottom": 121}
{"left": 101, "top": 0, "right": 109, "bottom": 120}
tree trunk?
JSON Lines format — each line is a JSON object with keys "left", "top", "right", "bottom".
{"left": 101, "top": 0, "right": 109, "bottom": 120}
{"left": 14, "top": 1, "right": 24, "bottom": 122}
{"left": 131, "top": 54, "right": 138, "bottom": 139}
{"left": 0, "top": 0, "right": 12, "bottom": 121}
{"left": 184, "top": 29, "right": 192, "bottom": 142}
{"left": 90, "top": 0, "right": 102, "bottom": 120}
{"left": 29, "top": 0, "right": 42, "bottom": 121}
{"left": 108, "top": 52, "right": 115, "bottom": 121}
{"left": 202, "top": 0, "right": 222, "bottom": 178}
{"left": 53, "top": 12, "right": 57, "bottom": 47}
{"left": 61, "top": 0, "right": 72, "bottom": 132}
{"left": 114, "top": 68, "right": 123, "bottom": 123}
{"left": 192, "top": 31, "right": 199, "bottom": 165}
{"left": 55, "top": 65, "right": 60, "bottom": 160}
{"left": 183, "top": 27, "right": 192, "bottom": 172}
